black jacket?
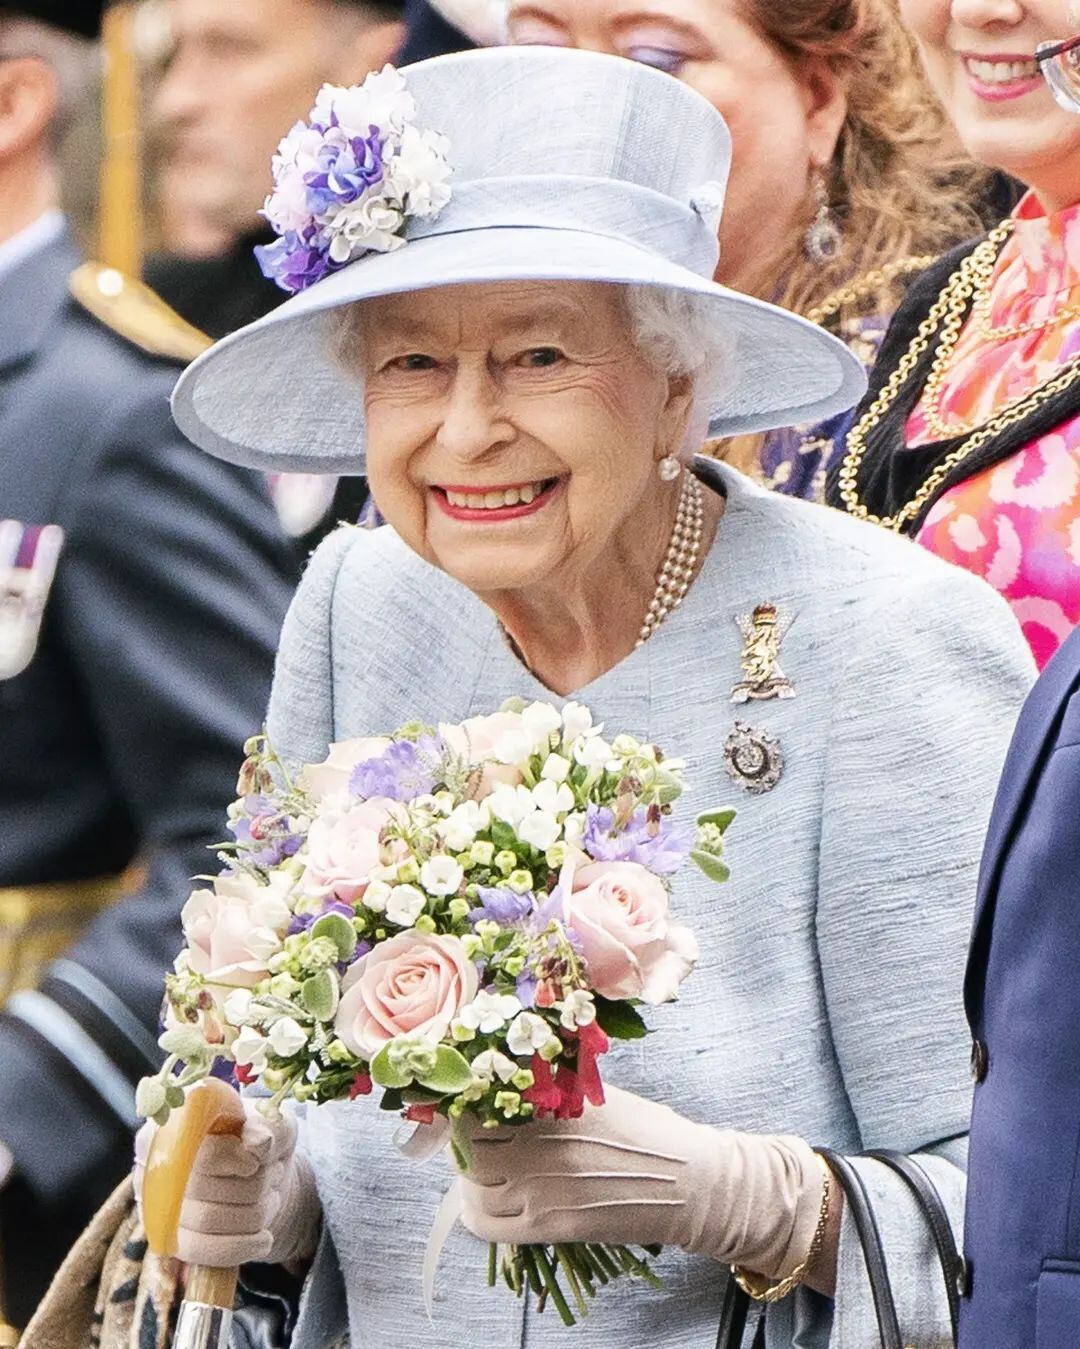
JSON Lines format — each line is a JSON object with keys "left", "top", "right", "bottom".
{"left": 825, "top": 236, "right": 1080, "bottom": 531}
{"left": 0, "top": 231, "right": 295, "bottom": 1320}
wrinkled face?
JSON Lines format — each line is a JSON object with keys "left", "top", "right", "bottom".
{"left": 354, "top": 281, "right": 690, "bottom": 597}
{"left": 155, "top": 0, "right": 393, "bottom": 237}
{"left": 505, "top": 0, "right": 846, "bottom": 292}
{"left": 900, "top": 0, "right": 1080, "bottom": 203}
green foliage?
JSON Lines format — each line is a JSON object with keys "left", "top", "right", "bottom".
{"left": 592, "top": 997, "right": 649, "bottom": 1041}
{"left": 312, "top": 912, "right": 358, "bottom": 960}
{"left": 696, "top": 807, "right": 736, "bottom": 834}
{"left": 301, "top": 969, "right": 340, "bottom": 1020}
{"left": 691, "top": 850, "right": 731, "bottom": 884}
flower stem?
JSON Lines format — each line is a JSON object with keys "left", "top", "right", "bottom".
{"left": 556, "top": 1246, "right": 589, "bottom": 1319}
{"left": 531, "top": 1245, "right": 576, "bottom": 1327}
{"left": 488, "top": 1242, "right": 498, "bottom": 1288}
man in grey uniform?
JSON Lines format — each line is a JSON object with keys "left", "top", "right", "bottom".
{"left": 0, "top": 0, "right": 294, "bottom": 1323}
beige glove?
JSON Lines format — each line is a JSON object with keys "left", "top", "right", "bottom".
{"left": 459, "top": 1084, "right": 824, "bottom": 1280}
{"left": 133, "top": 1102, "right": 321, "bottom": 1268}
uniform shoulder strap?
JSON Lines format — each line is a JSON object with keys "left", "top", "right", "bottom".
{"left": 68, "top": 262, "right": 212, "bottom": 364}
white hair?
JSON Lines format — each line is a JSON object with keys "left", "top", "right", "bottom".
{"left": 622, "top": 284, "right": 729, "bottom": 456}
{"left": 0, "top": 16, "right": 100, "bottom": 144}
{"left": 332, "top": 280, "right": 729, "bottom": 453}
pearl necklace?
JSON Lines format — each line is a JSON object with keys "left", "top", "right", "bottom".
{"left": 636, "top": 469, "right": 705, "bottom": 647}
{"left": 498, "top": 469, "right": 706, "bottom": 667}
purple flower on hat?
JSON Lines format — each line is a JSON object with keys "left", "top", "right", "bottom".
{"left": 255, "top": 65, "right": 452, "bottom": 295}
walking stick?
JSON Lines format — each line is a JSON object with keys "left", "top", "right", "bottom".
{"left": 143, "top": 1080, "right": 246, "bottom": 1349}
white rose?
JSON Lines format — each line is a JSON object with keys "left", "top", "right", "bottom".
{"left": 268, "top": 1017, "right": 308, "bottom": 1058}
{"left": 518, "top": 811, "right": 561, "bottom": 852}
{"left": 386, "top": 884, "right": 427, "bottom": 926}
{"left": 420, "top": 856, "right": 464, "bottom": 897}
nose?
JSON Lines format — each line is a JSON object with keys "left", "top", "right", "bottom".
{"left": 950, "top": 0, "right": 1026, "bottom": 29}
{"left": 154, "top": 52, "right": 203, "bottom": 131}
{"left": 434, "top": 361, "right": 515, "bottom": 461}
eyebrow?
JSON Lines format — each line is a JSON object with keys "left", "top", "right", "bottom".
{"left": 373, "top": 300, "right": 592, "bottom": 344}
{"left": 508, "top": 1, "right": 707, "bottom": 43}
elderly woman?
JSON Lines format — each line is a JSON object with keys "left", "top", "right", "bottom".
{"left": 157, "top": 47, "right": 1033, "bottom": 1349}
{"left": 435, "top": 0, "right": 989, "bottom": 501}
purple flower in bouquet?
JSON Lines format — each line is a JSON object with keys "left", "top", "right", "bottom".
{"left": 583, "top": 804, "right": 694, "bottom": 875}
{"left": 469, "top": 887, "right": 534, "bottom": 927}
{"left": 349, "top": 736, "right": 442, "bottom": 802}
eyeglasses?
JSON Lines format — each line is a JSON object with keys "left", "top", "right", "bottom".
{"left": 1036, "top": 34, "right": 1080, "bottom": 112}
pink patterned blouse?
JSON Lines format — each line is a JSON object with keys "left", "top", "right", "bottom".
{"left": 907, "top": 192, "right": 1080, "bottom": 669}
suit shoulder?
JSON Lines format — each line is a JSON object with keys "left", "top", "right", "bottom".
{"left": 68, "top": 263, "right": 212, "bottom": 366}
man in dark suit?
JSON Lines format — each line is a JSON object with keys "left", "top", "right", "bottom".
{"left": 960, "top": 621, "right": 1080, "bottom": 1346}
{"left": 0, "top": 1, "right": 295, "bottom": 1324}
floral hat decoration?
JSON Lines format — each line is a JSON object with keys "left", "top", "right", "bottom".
{"left": 172, "top": 47, "right": 866, "bottom": 475}
{"left": 255, "top": 67, "right": 454, "bottom": 294}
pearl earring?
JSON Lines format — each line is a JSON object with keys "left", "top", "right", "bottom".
{"left": 804, "top": 171, "right": 842, "bottom": 265}
{"left": 658, "top": 455, "right": 682, "bottom": 482}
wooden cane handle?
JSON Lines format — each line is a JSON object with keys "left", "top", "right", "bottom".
{"left": 143, "top": 1078, "right": 246, "bottom": 1272}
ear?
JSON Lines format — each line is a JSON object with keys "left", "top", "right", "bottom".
{"left": 0, "top": 57, "right": 58, "bottom": 160}
{"left": 657, "top": 371, "right": 696, "bottom": 458}
{"left": 798, "top": 53, "right": 849, "bottom": 170}
{"left": 330, "top": 19, "right": 409, "bottom": 85}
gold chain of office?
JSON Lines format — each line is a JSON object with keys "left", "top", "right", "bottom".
{"left": 834, "top": 220, "right": 1080, "bottom": 532}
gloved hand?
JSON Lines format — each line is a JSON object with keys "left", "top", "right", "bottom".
{"left": 134, "top": 1102, "right": 321, "bottom": 1268}
{"left": 459, "top": 1085, "right": 825, "bottom": 1281}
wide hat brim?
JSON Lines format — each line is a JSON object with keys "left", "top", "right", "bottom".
{"left": 172, "top": 227, "right": 866, "bottom": 475}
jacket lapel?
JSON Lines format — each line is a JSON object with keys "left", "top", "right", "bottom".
{"left": 965, "top": 624, "right": 1080, "bottom": 1024}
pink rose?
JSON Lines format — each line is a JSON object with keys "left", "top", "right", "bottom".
{"left": 301, "top": 737, "right": 392, "bottom": 804}
{"left": 302, "top": 797, "right": 398, "bottom": 903}
{"left": 566, "top": 861, "right": 699, "bottom": 1005}
{"left": 181, "top": 872, "right": 292, "bottom": 989}
{"left": 334, "top": 930, "right": 479, "bottom": 1059}
{"left": 440, "top": 713, "right": 526, "bottom": 794}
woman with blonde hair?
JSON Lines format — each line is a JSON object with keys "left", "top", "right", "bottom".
{"left": 484, "top": 0, "right": 987, "bottom": 498}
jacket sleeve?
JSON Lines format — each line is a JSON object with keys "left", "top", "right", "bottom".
{"left": 814, "top": 568, "right": 1035, "bottom": 1346}
{"left": 0, "top": 382, "right": 296, "bottom": 1205}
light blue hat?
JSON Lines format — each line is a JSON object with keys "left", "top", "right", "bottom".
{"left": 172, "top": 46, "right": 866, "bottom": 475}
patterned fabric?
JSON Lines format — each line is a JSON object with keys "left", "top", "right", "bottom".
{"left": 760, "top": 312, "right": 894, "bottom": 502}
{"left": 268, "top": 462, "right": 1034, "bottom": 1349}
{"left": 907, "top": 192, "right": 1080, "bottom": 669}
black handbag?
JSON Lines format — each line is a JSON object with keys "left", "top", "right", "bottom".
{"left": 715, "top": 1147, "right": 961, "bottom": 1349}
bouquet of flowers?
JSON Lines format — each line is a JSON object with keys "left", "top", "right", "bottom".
{"left": 139, "top": 699, "right": 734, "bottom": 1325}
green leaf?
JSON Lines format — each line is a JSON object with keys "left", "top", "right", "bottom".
{"left": 311, "top": 913, "right": 358, "bottom": 961}
{"left": 592, "top": 997, "right": 649, "bottom": 1041}
{"left": 379, "top": 1088, "right": 405, "bottom": 1112}
{"left": 691, "top": 849, "right": 731, "bottom": 884}
{"left": 301, "top": 970, "right": 340, "bottom": 1020}
{"left": 370, "top": 1043, "right": 414, "bottom": 1089}
{"left": 696, "top": 808, "right": 737, "bottom": 834}
{"left": 415, "top": 1045, "right": 475, "bottom": 1095}
{"left": 490, "top": 820, "right": 520, "bottom": 852}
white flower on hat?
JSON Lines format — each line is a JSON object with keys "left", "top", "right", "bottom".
{"left": 386, "top": 124, "right": 454, "bottom": 218}
{"left": 315, "top": 67, "right": 416, "bottom": 138}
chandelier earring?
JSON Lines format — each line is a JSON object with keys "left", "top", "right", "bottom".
{"left": 804, "top": 171, "right": 843, "bottom": 265}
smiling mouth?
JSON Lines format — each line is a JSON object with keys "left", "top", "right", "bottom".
{"left": 963, "top": 54, "right": 1043, "bottom": 95}
{"left": 432, "top": 477, "right": 562, "bottom": 521}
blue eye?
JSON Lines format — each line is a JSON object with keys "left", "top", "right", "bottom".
{"left": 625, "top": 46, "right": 686, "bottom": 75}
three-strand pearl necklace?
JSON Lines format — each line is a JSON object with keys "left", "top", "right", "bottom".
{"left": 635, "top": 469, "right": 705, "bottom": 647}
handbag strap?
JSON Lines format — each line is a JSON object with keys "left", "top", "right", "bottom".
{"left": 816, "top": 1148, "right": 904, "bottom": 1349}
{"left": 865, "top": 1149, "right": 961, "bottom": 1341}
{"left": 715, "top": 1273, "right": 751, "bottom": 1349}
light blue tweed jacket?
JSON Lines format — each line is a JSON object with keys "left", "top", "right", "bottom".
{"left": 266, "top": 461, "right": 1035, "bottom": 1349}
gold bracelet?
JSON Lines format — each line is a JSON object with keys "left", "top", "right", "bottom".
{"left": 732, "top": 1153, "right": 833, "bottom": 1304}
